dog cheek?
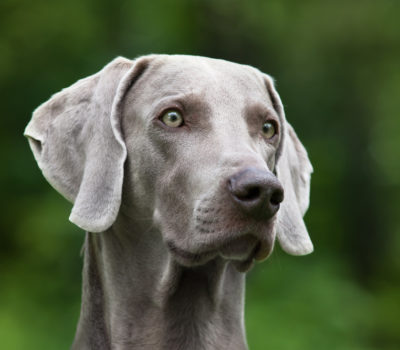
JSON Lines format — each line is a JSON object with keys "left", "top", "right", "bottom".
{"left": 154, "top": 174, "right": 193, "bottom": 243}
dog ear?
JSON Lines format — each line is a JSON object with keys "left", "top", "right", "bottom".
{"left": 24, "top": 56, "right": 150, "bottom": 232}
{"left": 265, "top": 76, "right": 314, "bottom": 255}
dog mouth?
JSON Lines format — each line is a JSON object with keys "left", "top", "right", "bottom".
{"left": 220, "top": 234, "right": 275, "bottom": 272}
{"left": 166, "top": 233, "right": 274, "bottom": 272}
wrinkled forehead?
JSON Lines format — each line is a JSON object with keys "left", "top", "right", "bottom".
{"left": 134, "top": 55, "right": 273, "bottom": 107}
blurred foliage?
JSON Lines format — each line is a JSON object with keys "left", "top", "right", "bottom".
{"left": 1, "top": 0, "right": 399, "bottom": 349}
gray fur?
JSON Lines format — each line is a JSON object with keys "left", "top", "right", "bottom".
{"left": 25, "top": 55, "right": 313, "bottom": 350}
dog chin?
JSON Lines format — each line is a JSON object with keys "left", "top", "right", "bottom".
{"left": 166, "top": 240, "right": 218, "bottom": 267}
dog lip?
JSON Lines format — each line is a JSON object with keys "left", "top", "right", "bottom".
{"left": 219, "top": 234, "right": 258, "bottom": 259}
{"left": 254, "top": 239, "right": 273, "bottom": 261}
{"left": 228, "top": 237, "right": 274, "bottom": 273}
{"left": 166, "top": 227, "right": 275, "bottom": 266}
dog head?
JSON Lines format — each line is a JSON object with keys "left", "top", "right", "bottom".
{"left": 25, "top": 55, "right": 313, "bottom": 271}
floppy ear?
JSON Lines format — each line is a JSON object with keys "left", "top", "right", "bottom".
{"left": 24, "top": 56, "right": 150, "bottom": 232}
{"left": 265, "top": 76, "right": 314, "bottom": 255}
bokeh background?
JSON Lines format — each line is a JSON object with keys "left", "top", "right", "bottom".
{"left": 1, "top": 0, "right": 399, "bottom": 349}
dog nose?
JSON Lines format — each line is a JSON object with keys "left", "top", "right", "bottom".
{"left": 227, "top": 167, "right": 284, "bottom": 219}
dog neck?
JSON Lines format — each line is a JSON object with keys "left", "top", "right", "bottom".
{"left": 72, "top": 215, "right": 249, "bottom": 350}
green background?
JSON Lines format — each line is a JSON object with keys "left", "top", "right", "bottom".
{"left": 1, "top": 0, "right": 399, "bottom": 349}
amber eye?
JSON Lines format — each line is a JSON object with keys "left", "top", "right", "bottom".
{"left": 262, "top": 121, "right": 276, "bottom": 139}
{"left": 161, "top": 110, "right": 184, "bottom": 128}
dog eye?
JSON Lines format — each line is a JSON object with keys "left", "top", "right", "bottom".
{"left": 161, "top": 110, "right": 184, "bottom": 128}
{"left": 262, "top": 121, "right": 276, "bottom": 139}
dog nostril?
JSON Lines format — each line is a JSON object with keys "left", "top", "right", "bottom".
{"left": 270, "top": 188, "right": 284, "bottom": 206}
{"left": 236, "top": 186, "right": 261, "bottom": 201}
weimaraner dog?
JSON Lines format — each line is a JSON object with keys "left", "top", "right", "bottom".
{"left": 25, "top": 55, "right": 313, "bottom": 350}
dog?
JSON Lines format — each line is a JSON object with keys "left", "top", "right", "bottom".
{"left": 25, "top": 55, "right": 313, "bottom": 350}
